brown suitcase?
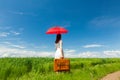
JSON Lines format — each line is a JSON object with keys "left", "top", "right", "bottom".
{"left": 54, "top": 59, "right": 70, "bottom": 72}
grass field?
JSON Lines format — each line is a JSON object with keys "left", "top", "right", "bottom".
{"left": 0, "top": 58, "right": 120, "bottom": 80}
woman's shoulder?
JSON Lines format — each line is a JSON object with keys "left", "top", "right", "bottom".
{"left": 59, "top": 40, "right": 62, "bottom": 43}
{"left": 55, "top": 40, "right": 62, "bottom": 44}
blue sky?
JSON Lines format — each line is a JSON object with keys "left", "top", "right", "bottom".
{"left": 0, "top": 0, "right": 120, "bottom": 57}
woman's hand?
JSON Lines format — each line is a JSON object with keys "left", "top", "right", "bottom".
{"left": 60, "top": 57, "right": 64, "bottom": 59}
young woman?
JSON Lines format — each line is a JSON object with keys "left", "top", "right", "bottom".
{"left": 54, "top": 34, "right": 64, "bottom": 59}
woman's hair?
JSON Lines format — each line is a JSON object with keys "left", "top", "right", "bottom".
{"left": 55, "top": 34, "right": 61, "bottom": 43}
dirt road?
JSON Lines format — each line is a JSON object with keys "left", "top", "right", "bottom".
{"left": 101, "top": 71, "right": 120, "bottom": 80}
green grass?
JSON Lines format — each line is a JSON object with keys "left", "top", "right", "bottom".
{"left": 0, "top": 58, "right": 120, "bottom": 80}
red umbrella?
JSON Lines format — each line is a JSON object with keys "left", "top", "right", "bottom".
{"left": 46, "top": 26, "right": 68, "bottom": 34}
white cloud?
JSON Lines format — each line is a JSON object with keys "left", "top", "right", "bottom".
{"left": 83, "top": 44, "right": 103, "bottom": 48}
{"left": 34, "top": 46, "right": 48, "bottom": 49}
{"left": 0, "top": 31, "right": 21, "bottom": 37}
{"left": 8, "top": 11, "right": 37, "bottom": 16}
{"left": 64, "top": 51, "right": 101, "bottom": 58}
{"left": 1, "top": 42, "right": 120, "bottom": 58}
{"left": 8, "top": 11, "right": 25, "bottom": 15}
{"left": 10, "top": 31, "right": 21, "bottom": 35}
{"left": 0, "top": 32, "right": 10, "bottom": 37}
{"left": 65, "top": 50, "right": 120, "bottom": 58}
{"left": 2, "top": 41, "right": 11, "bottom": 44}
{"left": 1, "top": 42, "right": 25, "bottom": 49}
{"left": 64, "top": 49, "right": 77, "bottom": 58}
{"left": 10, "top": 45, "right": 25, "bottom": 49}
{"left": 2, "top": 54, "right": 9, "bottom": 57}
{"left": 103, "top": 50, "right": 120, "bottom": 57}
{"left": 0, "top": 46, "right": 53, "bottom": 57}
{"left": 78, "top": 51, "right": 100, "bottom": 58}
{"left": 89, "top": 16, "right": 120, "bottom": 27}
{"left": 0, "top": 26, "right": 22, "bottom": 39}
{"left": 0, "top": 42, "right": 25, "bottom": 49}
{"left": 65, "top": 49, "right": 76, "bottom": 53}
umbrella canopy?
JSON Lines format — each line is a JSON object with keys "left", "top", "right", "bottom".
{"left": 46, "top": 26, "right": 68, "bottom": 34}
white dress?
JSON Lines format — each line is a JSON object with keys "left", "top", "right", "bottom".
{"left": 55, "top": 40, "right": 64, "bottom": 59}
